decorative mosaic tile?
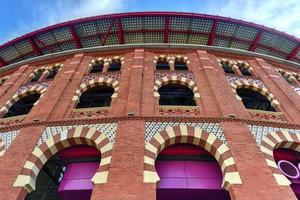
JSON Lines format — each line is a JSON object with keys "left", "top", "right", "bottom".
{"left": 17, "top": 81, "right": 51, "bottom": 94}
{"left": 249, "top": 125, "right": 300, "bottom": 144}
{"left": 145, "top": 122, "right": 226, "bottom": 144}
{"left": 155, "top": 71, "right": 194, "bottom": 81}
{"left": 81, "top": 72, "right": 121, "bottom": 84}
{"left": 226, "top": 75, "right": 265, "bottom": 87}
{"left": 0, "top": 130, "right": 19, "bottom": 149}
{"left": 37, "top": 123, "right": 118, "bottom": 145}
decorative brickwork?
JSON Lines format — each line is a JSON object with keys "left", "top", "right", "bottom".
{"left": 0, "top": 86, "right": 47, "bottom": 116}
{"left": 159, "top": 105, "right": 200, "bottom": 116}
{"left": 230, "top": 80, "right": 280, "bottom": 107}
{"left": 0, "top": 139, "right": 4, "bottom": 157}
{"left": 153, "top": 75, "right": 200, "bottom": 98}
{"left": 154, "top": 70, "right": 194, "bottom": 80}
{"left": 13, "top": 126, "right": 114, "bottom": 192}
{"left": 82, "top": 71, "right": 121, "bottom": 84}
{"left": 69, "top": 107, "right": 110, "bottom": 118}
{"left": 226, "top": 74, "right": 264, "bottom": 87}
{"left": 0, "top": 115, "right": 25, "bottom": 127}
{"left": 143, "top": 124, "right": 242, "bottom": 189}
{"left": 248, "top": 110, "right": 287, "bottom": 122}
{"left": 17, "top": 80, "right": 51, "bottom": 94}
{"left": 260, "top": 131, "right": 300, "bottom": 186}
{"left": 72, "top": 77, "right": 119, "bottom": 103}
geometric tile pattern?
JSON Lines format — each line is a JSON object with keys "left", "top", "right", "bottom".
{"left": 145, "top": 121, "right": 226, "bottom": 144}
{"left": 143, "top": 124, "right": 242, "bottom": 190}
{"left": 226, "top": 75, "right": 265, "bottom": 88}
{"left": 0, "top": 130, "right": 19, "bottom": 154}
{"left": 13, "top": 126, "right": 113, "bottom": 192}
{"left": 229, "top": 80, "right": 280, "bottom": 107}
{"left": 260, "top": 131, "right": 300, "bottom": 186}
{"left": 249, "top": 125, "right": 300, "bottom": 145}
{"left": 38, "top": 123, "right": 118, "bottom": 145}
{"left": 153, "top": 75, "right": 200, "bottom": 98}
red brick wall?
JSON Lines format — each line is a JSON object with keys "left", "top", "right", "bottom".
{"left": 0, "top": 48, "right": 299, "bottom": 200}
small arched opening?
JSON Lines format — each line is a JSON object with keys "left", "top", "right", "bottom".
{"left": 237, "top": 63, "right": 252, "bottom": 76}
{"left": 108, "top": 59, "right": 121, "bottom": 72}
{"left": 174, "top": 58, "right": 188, "bottom": 70}
{"left": 155, "top": 143, "right": 231, "bottom": 200}
{"left": 25, "top": 145, "right": 101, "bottom": 200}
{"left": 156, "top": 57, "right": 170, "bottom": 70}
{"left": 31, "top": 69, "right": 44, "bottom": 82}
{"left": 46, "top": 66, "right": 61, "bottom": 79}
{"left": 4, "top": 93, "right": 41, "bottom": 118}
{"left": 76, "top": 85, "right": 114, "bottom": 108}
{"left": 90, "top": 60, "right": 104, "bottom": 74}
{"left": 220, "top": 61, "right": 235, "bottom": 74}
{"left": 236, "top": 88, "right": 276, "bottom": 112}
{"left": 158, "top": 84, "right": 196, "bottom": 106}
{"left": 274, "top": 148, "right": 300, "bottom": 199}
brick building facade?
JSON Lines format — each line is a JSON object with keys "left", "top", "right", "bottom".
{"left": 0, "top": 12, "right": 300, "bottom": 200}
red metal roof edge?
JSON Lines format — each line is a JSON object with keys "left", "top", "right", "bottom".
{"left": 1, "top": 11, "right": 299, "bottom": 49}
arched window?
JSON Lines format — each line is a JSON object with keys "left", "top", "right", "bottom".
{"left": 156, "top": 143, "right": 230, "bottom": 200}
{"left": 90, "top": 60, "right": 104, "bottom": 74}
{"left": 31, "top": 69, "right": 44, "bottom": 82}
{"left": 236, "top": 88, "right": 275, "bottom": 111}
{"left": 25, "top": 145, "right": 100, "bottom": 200}
{"left": 46, "top": 66, "right": 61, "bottom": 79}
{"left": 220, "top": 61, "right": 235, "bottom": 74}
{"left": 4, "top": 93, "right": 40, "bottom": 118}
{"left": 156, "top": 57, "right": 170, "bottom": 70}
{"left": 237, "top": 63, "right": 252, "bottom": 76}
{"left": 273, "top": 148, "right": 300, "bottom": 199}
{"left": 174, "top": 58, "right": 188, "bottom": 70}
{"left": 76, "top": 86, "right": 114, "bottom": 108}
{"left": 158, "top": 84, "right": 196, "bottom": 106}
{"left": 108, "top": 59, "right": 121, "bottom": 72}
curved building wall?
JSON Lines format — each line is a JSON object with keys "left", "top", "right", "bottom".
{"left": 0, "top": 46, "right": 300, "bottom": 200}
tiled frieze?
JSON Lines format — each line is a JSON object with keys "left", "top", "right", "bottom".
{"left": 249, "top": 124, "right": 300, "bottom": 144}
{"left": 37, "top": 123, "right": 118, "bottom": 145}
{"left": 145, "top": 121, "right": 226, "bottom": 144}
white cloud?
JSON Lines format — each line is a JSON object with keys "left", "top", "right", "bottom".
{"left": 208, "top": 0, "right": 300, "bottom": 37}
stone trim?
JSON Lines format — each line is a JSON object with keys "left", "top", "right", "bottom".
{"left": 143, "top": 125, "right": 242, "bottom": 190}
{"left": 13, "top": 126, "right": 113, "bottom": 192}
{"left": 153, "top": 75, "right": 200, "bottom": 98}
{"left": 72, "top": 77, "right": 119, "bottom": 103}
{"left": 260, "top": 131, "right": 300, "bottom": 186}
{"left": 0, "top": 139, "right": 4, "bottom": 157}
{"left": 230, "top": 80, "right": 280, "bottom": 107}
{"left": 153, "top": 54, "right": 190, "bottom": 64}
{"left": 0, "top": 85, "right": 47, "bottom": 115}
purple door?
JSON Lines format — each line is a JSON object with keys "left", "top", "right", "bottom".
{"left": 156, "top": 144, "right": 231, "bottom": 200}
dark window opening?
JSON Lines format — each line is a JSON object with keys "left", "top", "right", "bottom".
{"left": 31, "top": 70, "right": 43, "bottom": 82}
{"left": 238, "top": 65, "right": 252, "bottom": 76}
{"left": 76, "top": 86, "right": 114, "bottom": 108}
{"left": 174, "top": 59, "right": 188, "bottom": 70}
{"left": 90, "top": 62, "right": 104, "bottom": 74}
{"left": 159, "top": 84, "right": 196, "bottom": 106}
{"left": 156, "top": 59, "right": 170, "bottom": 70}
{"left": 108, "top": 60, "right": 121, "bottom": 72}
{"left": 25, "top": 145, "right": 101, "bottom": 200}
{"left": 237, "top": 88, "right": 276, "bottom": 112}
{"left": 46, "top": 67, "right": 59, "bottom": 79}
{"left": 221, "top": 62, "right": 235, "bottom": 74}
{"left": 4, "top": 93, "right": 40, "bottom": 118}
{"left": 156, "top": 143, "right": 231, "bottom": 200}
{"left": 274, "top": 148, "right": 300, "bottom": 199}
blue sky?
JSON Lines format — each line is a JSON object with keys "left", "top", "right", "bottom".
{"left": 0, "top": 0, "right": 299, "bottom": 44}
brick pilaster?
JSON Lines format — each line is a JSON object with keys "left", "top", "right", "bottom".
{"left": 91, "top": 120, "right": 156, "bottom": 200}
{"left": 221, "top": 121, "right": 296, "bottom": 200}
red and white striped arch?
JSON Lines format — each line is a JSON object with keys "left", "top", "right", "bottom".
{"left": 154, "top": 75, "right": 200, "bottom": 98}
{"left": 260, "top": 131, "right": 300, "bottom": 186}
{"left": 143, "top": 125, "right": 242, "bottom": 190}
{"left": 13, "top": 126, "right": 113, "bottom": 192}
